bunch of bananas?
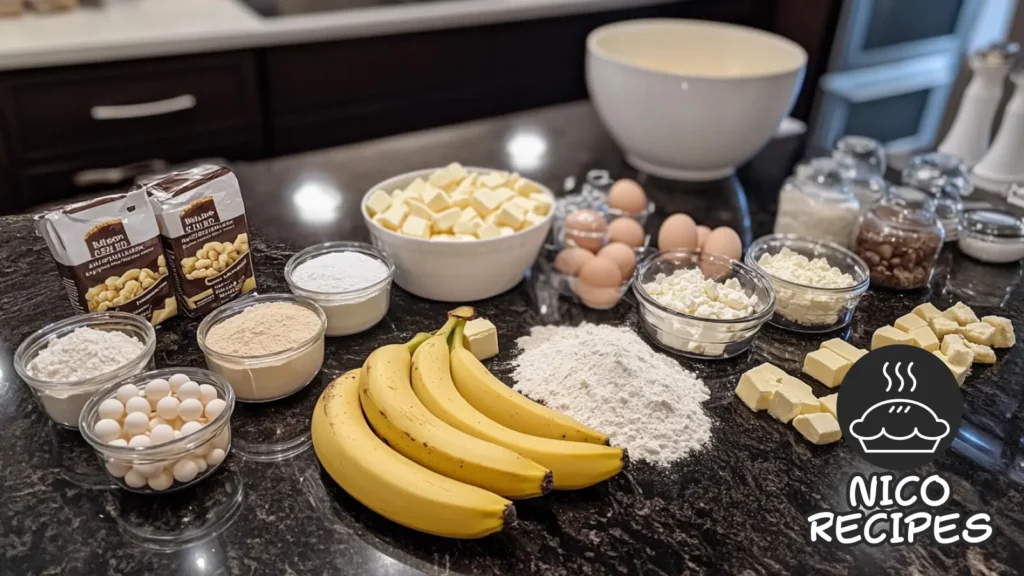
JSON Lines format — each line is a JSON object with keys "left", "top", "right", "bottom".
{"left": 311, "top": 306, "right": 625, "bottom": 539}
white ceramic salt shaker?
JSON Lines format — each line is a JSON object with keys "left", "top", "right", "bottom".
{"left": 974, "top": 65, "right": 1024, "bottom": 193}
{"left": 939, "top": 44, "right": 1018, "bottom": 167}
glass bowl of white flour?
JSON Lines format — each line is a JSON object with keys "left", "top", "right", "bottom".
{"left": 14, "top": 312, "right": 157, "bottom": 428}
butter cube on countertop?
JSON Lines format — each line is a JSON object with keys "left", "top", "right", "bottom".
{"left": 934, "top": 351, "right": 970, "bottom": 386}
{"left": 735, "top": 365, "right": 784, "bottom": 411}
{"left": 768, "top": 387, "right": 820, "bottom": 424}
{"left": 871, "top": 326, "right": 913, "bottom": 350}
{"left": 819, "top": 394, "right": 838, "bottom": 419}
{"left": 961, "top": 322, "right": 996, "bottom": 347}
{"left": 895, "top": 313, "right": 928, "bottom": 333}
{"left": 930, "top": 316, "right": 961, "bottom": 339}
{"left": 802, "top": 349, "right": 851, "bottom": 388}
{"left": 819, "top": 338, "right": 867, "bottom": 363}
{"left": 964, "top": 341, "right": 996, "bottom": 364}
{"left": 463, "top": 318, "right": 499, "bottom": 360}
{"left": 908, "top": 326, "right": 940, "bottom": 351}
{"left": 982, "top": 316, "right": 1015, "bottom": 348}
{"left": 944, "top": 302, "right": 979, "bottom": 326}
{"left": 793, "top": 413, "right": 842, "bottom": 445}
{"left": 365, "top": 190, "right": 392, "bottom": 216}
{"left": 400, "top": 215, "right": 432, "bottom": 239}
{"left": 913, "top": 302, "right": 943, "bottom": 322}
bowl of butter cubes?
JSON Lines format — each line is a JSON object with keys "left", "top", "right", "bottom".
{"left": 361, "top": 164, "right": 555, "bottom": 301}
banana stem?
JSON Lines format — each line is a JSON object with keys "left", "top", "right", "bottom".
{"left": 451, "top": 321, "right": 466, "bottom": 350}
{"left": 406, "top": 332, "right": 433, "bottom": 354}
{"left": 434, "top": 316, "right": 459, "bottom": 339}
{"left": 448, "top": 306, "right": 475, "bottom": 321}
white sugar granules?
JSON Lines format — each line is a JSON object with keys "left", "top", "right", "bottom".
{"left": 291, "top": 251, "right": 389, "bottom": 292}
{"left": 512, "top": 323, "right": 712, "bottom": 465}
{"left": 27, "top": 327, "right": 144, "bottom": 382}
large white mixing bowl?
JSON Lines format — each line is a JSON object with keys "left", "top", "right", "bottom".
{"left": 586, "top": 19, "right": 807, "bottom": 181}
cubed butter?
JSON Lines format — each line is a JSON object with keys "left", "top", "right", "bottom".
{"left": 964, "top": 341, "right": 996, "bottom": 364}
{"left": 768, "top": 387, "right": 820, "bottom": 424}
{"left": 492, "top": 187, "right": 515, "bottom": 204}
{"left": 530, "top": 192, "right": 553, "bottom": 215}
{"left": 779, "top": 375, "right": 813, "bottom": 397}
{"left": 431, "top": 234, "right": 456, "bottom": 241}
{"left": 982, "top": 316, "right": 1015, "bottom": 348}
{"left": 934, "top": 351, "right": 970, "bottom": 386}
{"left": 428, "top": 162, "right": 468, "bottom": 191}
{"left": 943, "top": 302, "right": 979, "bottom": 326}
{"left": 513, "top": 178, "right": 542, "bottom": 197}
{"left": 365, "top": 189, "right": 392, "bottom": 216}
{"left": 940, "top": 335, "right": 974, "bottom": 368}
{"left": 494, "top": 202, "right": 526, "bottom": 229}
{"left": 819, "top": 394, "right": 838, "bottom": 419}
{"left": 929, "top": 316, "right": 960, "bottom": 339}
{"left": 454, "top": 234, "right": 477, "bottom": 241}
{"left": 453, "top": 174, "right": 477, "bottom": 197}
{"left": 470, "top": 189, "right": 504, "bottom": 217}
{"left": 871, "top": 326, "right": 913, "bottom": 350}
{"left": 749, "top": 362, "right": 789, "bottom": 381}
{"left": 404, "top": 178, "right": 429, "bottom": 199}
{"left": 406, "top": 199, "right": 435, "bottom": 221}
{"left": 509, "top": 196, "right": 538, "bottom": 214}
{"left": 476, "top": 223, "right": 502, "bottom": 240}
{"left": 913, "top": 302, "right": 943, "bottom": 322}
{"left": 453, "top": 218, "right": 482, "bottom": 235}
{"left": 432, "top": 207, "right": 462, "bottom": 233}
{"left": 463, "top": 318, "right": 499, "bottom": 360}
{"left": 499, "top": 226, "right": 515, "bottom": 237}
{"left": 908, "top": 326, "right": 940, "bottom": 351}
{"left": 895, "top": 313, "right": 928, "bottom": 332}
{"left": 819, "top": 338, "right": 867, "bottom": 363}
{"left": 422, "top": 186, "right": 452, "bottom": 213}
{"left": 451, "top": 192, "right": 472, "bottom": 209}
{"left": 802, "top": 349, "right": 851, "bottom": 388}
{"left": 961, "top": 322, "right": 996, "bottom": 347}
{"left": 735, "top": 367, "right": 784, "bottom": 411}
{"left": 523, "top": 211, "right": 545, "bottom": 229}
{"left": 400, "top": 214, "right": 431, "bottom": 239}
{"left": 479, "top": 171, "right": 509, "bottom": 189}
{"left": 793, "top": 413, "right": 842, "bottom": 445}
{"left": 375, "top": 204, "right": 408, "bottom": 231}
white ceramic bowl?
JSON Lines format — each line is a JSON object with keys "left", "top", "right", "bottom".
{"left": 361, "top": 168, "right": 555, "bottom": 301}
{"left": 586, "top": 19, "right": 807, "bottom": 181}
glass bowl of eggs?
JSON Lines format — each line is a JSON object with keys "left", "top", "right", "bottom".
{"left": 633, "top": 249, "right": 776, "bottom": 359}
{"left": 603, "top": 178, "right": 655, "bottom": 225}
{"left": 554, "top": 244, "right": 658, "bottom": 309}
{"left": 80, "top": 368, "right": 234, "bottom": 494}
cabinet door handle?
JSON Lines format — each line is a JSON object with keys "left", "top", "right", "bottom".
{"left": 73, "top": 159, "right": 169, "bottom": 188}
{"left": 90, "top": 94, "right": 197, "bottom": 120}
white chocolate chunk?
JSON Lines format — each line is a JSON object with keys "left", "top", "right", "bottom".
{"left": 929, "top": 316, "right": 960, "bottom": 339}
{"left": 908, "top": 326, "right": 940, "bottom": 351}
{"left": 941, "top": 334, "right": 974, "bottom": 367}
{"left": 943, "top": 302, "right": 979, "bottom": 326}
{"left": 793, "top": 413, "right": 842, "bottom": 445}
{"left": 871, "top": 326, "right": 913, "bottom": 350}
{"left": 913, "top": 302, "right": 943, "bottom": 322}
{"left": 960, "top": 322, "right": 996, "bottom": 347}
{"left": 819, "top": 338, "right": 867, "bottom": 363}
{"left": 934, "top": 351, "right": 970, "bottom": 385}
{"left": 768, "top": 387, "right": 820, "bottom": 424}
{"left": 895, "top": 313, "right": 928, "bottom": 332}
{"left": 802, "top": 349, "right": 851, "bottom": 388}
{"left": 981, "top": 316, "right": 1014, "bottom": 348}
{"left": 964, "top": 341, "right": 996, "bottom": 364}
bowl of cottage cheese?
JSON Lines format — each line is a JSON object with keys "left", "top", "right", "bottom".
{"left": 745, "top": 234, "right": 869, "bottom": 333}
{"left": 633, "top": 249, "right": 776, "bottom": 359}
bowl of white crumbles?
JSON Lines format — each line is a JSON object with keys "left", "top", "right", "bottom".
{"left": 14, "top": 312, "right": 157, "bottom": 428}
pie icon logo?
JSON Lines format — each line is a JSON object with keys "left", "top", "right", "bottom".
{"left": 838, "top": 346, "right": 962, "bottom": 470}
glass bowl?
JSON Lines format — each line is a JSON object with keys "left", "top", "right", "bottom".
{"left": 745, "top": 234, "right": 870, "bottom": 333}
{"left": 197, "top": 294, "right": 326, "bottom": 403}
{"left": 79, "top": 367, "right": 234, "bottom": 494}
{"left": 14, "top": 312, "right": 157, "bottom": 428}
{"left": 632, "top": 249, "right": 776, "bottom": 359}
{"left": 604, "top": 199, "right": 656, "bottom": 226}
{"left": 285, "top": 241, "right": 395, "bottom": 336}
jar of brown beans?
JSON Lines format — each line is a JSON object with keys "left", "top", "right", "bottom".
{"left": 852, "top": 186, "right": 945, "bottom": 290}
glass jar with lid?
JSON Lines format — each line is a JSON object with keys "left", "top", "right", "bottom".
{"left": 852, "top": 186, "right": 945, "bottom": 290}
{"left": 832, "top": 135, "right": 888, "bottom": 212}
{"left": 774, "top": 157, "right": 860, "bottom": 247}
{"left": 957, "top": 209, "right": 1024, "bottom": 264}
{"left": 902, "top": 152, "right": 971, "bottom": 241}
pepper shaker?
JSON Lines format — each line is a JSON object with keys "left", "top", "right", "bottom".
{"left": 973, "top": 64, "right": 1024, "bottom": 193}
{"left": 939, "top": 43, "right": 1019, "bottom": 167}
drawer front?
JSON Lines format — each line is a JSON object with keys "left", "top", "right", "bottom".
{"left": 9, "top": 126, "right": 262, "bottom": 214}
{"left": 0, "top": 52, "right": 261, "bottom": 162}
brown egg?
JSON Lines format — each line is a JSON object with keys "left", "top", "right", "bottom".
{"left": 607, "top": 217, "right": 646, "bottom": 248}
{"left": 564, "top": 209, "right": 607, "bottom": 252}
{"left": 658, "top": 213, "right": 698, "bottom": 251}
{"left": 554, "top": 247, "right": 596, "bottom": 276}
{"left": 597, "top": 242, "right": 637, "bottom": 280}
{"left": 702, "top": 226, "right": 743, "bottom": 260}
{"left": 607, "top": 179, "right": 648, "bottom": 214}
{"left": 574, "top": 280, "right": 624, "bottom": 309}
{"left": 696, "top": 225, "right": 711, "bottom": 248}
{"left": 577, "top": 256, "right": 623, "bottom": 289}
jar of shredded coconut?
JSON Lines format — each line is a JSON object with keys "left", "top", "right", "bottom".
{"left": 775, "top": 158, "right": 860, "bottom": 247}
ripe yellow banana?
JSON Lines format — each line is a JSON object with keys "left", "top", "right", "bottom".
{"left": 311, "top": 370, "right": 514, "bottom": 539}
{"left": 413, "top": 323, "right": 624, "bottom": 490}
{"left": 449, "top": 322, "right": 609, "bottom": 445}
{"left": 360, "top": 335, "right": 553, "bottom": 499}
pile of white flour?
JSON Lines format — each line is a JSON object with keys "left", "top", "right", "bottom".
{"left": 512, "top": 323, "right": 712, "bottom": 465}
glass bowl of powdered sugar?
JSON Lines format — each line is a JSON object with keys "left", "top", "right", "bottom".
{"left": 284, "top": 241, "right": 395, "bottom": 337}
{"left": 15, "top": 311, "right": 157, "bottom": 428}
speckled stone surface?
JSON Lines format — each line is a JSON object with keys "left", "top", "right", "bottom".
{"left": 2, "top": 103, "right": 1024, "bottom": 575}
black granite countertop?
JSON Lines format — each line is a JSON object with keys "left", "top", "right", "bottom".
{"left": 3, "top": 102, "right": 1024, "bottom": 575}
